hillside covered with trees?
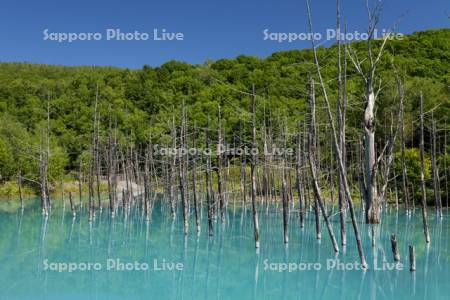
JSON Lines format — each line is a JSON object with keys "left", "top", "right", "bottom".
{"left": 0, "top": 28, "right": 448, "bottom": 202}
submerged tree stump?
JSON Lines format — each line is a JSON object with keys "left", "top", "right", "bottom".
{"left": 69, "top": 191, "right": 76, "bottom": 217}
{"left": 409, "top": 245, "right": 416, "bottom": 272}
{"left": 391, "top": 234, "right": 400, "bottom": 262}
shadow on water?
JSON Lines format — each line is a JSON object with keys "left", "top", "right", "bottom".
{"left": 0, "top": 198, "right": 449, "bottom": 299}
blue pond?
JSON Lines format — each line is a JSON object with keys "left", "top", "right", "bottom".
{"left": 0, "top": 199, "right": 449, "bottom": 300}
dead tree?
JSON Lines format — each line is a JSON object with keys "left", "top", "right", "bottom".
{"left": 88, "top": 85, "right": 99, "bottom": 222}
{"left": 419, "top": 92, "right": 431, "bottom": 243}
{"left": 88, "top": 154, "right": 95, "bottom": 221}
{"left": 445, "top": 118, "right": 449, "bottom": 209}
{"left": 78, "top": 160, "right": 83, "bottom": 208}
{"left": 95, "top": 103, "right": 102, "bottom": 211}
{"left": 61, "top": 180, "right": 65, "bottom": 211}
{"left": 391, "top": 234, "right": 400, "bottom": 262}
{"left": 164, "top": 154, "right": 171, "bottom": 213}
{"left": 400, "top": 97, "right": 410, "bottom": 212}
{"left": 378, "top": 79, "right": 404, "bottom": 205}
{"left": 133, "top": 149, "right": 142, "bottom": 207}
{"left": 18, "top": 170, "right": 24, "bottom": 210}
{"left": 178, "top": 101, "right": 189, "bottom": 235}
{"left": 409, "top": 245, "right": 416, "bottom": 271}
{"left": 39, "top": 140, "right": 49, "bottom": 216}
{"left": 295, "top": 122, "right": 305, "bottom": 228}
{"left": 69, "top": 191, "right": 76, "bottom": 217}
{"left": 144, "top": 138, "right": 152, "bottom": 221}
{"left": 205, "top": 116, "right": 214, "bottom": 236}
{"left": 262, "top": 109, "right": 271, "bottom": 209}
{"left": 169, "top": 115, "right": 177, "bottom": 218}
{"left": 307, "top": 78, "right": 339, "bottom": 252}
{"left": 302, "top": 120, "right": 310, "bottom": 212}
{"left": 45, "top": 94, "right": 52, "bottom": 210}
{"left": 431, "top": 115, "right": 442, "bottom": 216}
{"left": 251, "top": 84, "right": 260, "bottom": 249}
{"left": 216, "top": 106, "right": 225, "bottom": 223}
{"left": 337, "top": 0, "right": 347, "bottom": 245}
{"left": 107, "top": 105, "right": 116, "bottom": 217}
{"left": 308, "top": 85, "right": 321, "bottom": 240}
{"left": 345, "top": 2, "right": 392, "bottom": 224}
{"left": 239, "top": 120, "right": 247, "bottom": 210}
{"left": 306, "top": 0, "right": 366, "bottom": 267}
{"left": 281, "top": 123, "right": 289, "bottom": 244}
{"left": 192, "top": 125, "right": 200, "bottom": 232}
{"left": 126, "top": 146, "right": 135, "bottom": 205}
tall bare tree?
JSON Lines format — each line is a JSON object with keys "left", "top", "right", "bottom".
{"left": 251, "top": 84, "right": 260, "bottom": 249}
{"left": 306, "top": 0, "right": 367, "bottom": 268}
{"left": 419, "top": 92, "right": 431, "bottom": 243}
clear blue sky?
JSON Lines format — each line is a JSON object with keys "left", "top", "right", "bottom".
{"left": 0, "top": 0, "right": 448, "bottom": 68}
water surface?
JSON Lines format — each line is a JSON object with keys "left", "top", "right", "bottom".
{"left": 0, "top": 199, "right": 449, "bottom": 299}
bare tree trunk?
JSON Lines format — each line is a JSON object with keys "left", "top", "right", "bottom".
{"left": 164, "top": 156, "right": 171, "bottom": 212}
{"left": 281, "top": 170, "right": 289, "bottom": 244}
{"left": 400, "top": 99, "right": 410, "bottom": 212}
{"left": 337, "top": 0, "right": 347, "bottom": 245}
{"left": 192, "top": 125, "right": 200, "bottom": 232}
{"left": 431, "top": 115, "right": 442, "bottom": 216}
{"left": 205, "top": 116, "right": 214, "bottom": 236}
{"left": 328, "top": 133, "right": 335, "bottom": 207}
{"left": 281, "top": 123, "right": 289, "bottom": 244}
{"left": 45, "top": 95, "right": 52, "bottom": 211}
{"left": 391, "top": 234, "right": 400, "bottom": 262}
{"left": 78, "top": 160, "right": 83, "bottom": 208}
{"left": 107, "top": 107, "right": 115, "bottom": 217}
{"left": 217, "top": 106, "right": 225, "bottom": 223}
{"left": 306, "top": 0, "right": 366, "bottom": 267}
{"left": 134, "top": 149, "right": 142, "bottom": 208}
{"left": 144, "top": 141, "right": 151, "bottom": 221}
{"left": 112, "top": 122, "right": 118, "bottom": 212}
{"left": 224, "top": 152, "right": 230, "bottom": 210}
{"left": 345, "top": 2, "right": 391, "bottom": 224}
{"left": 363, "top": 77, "right": 379, "bottom": 223}
{"left": 288, "top": 169, "right": 294, "bottom": 210}
{"left": 410, "top": 119, "right": 416, "bottom": 211}
{"left": 409, "top": 245, "right": 416, "bottom": 272}
{"left": 18, "top": 170, "right": 24, "bottom": 210}
{"left": 241, "top": 151, "right": 247, "bottom": 209}
{"left": 170, "top": 116, "right": 177, "bottom": 218}
{"left": 357, "top": 139, "right": 365, "bottom": 215}
{"left": 88, "top": 85, "right": 99, "bottom": 221}
{"left": 251, "top": 84, "right": 260, "bottom": 249}
{"left": 121, "top": 151, "right": 129, "bottom": 214}
{"left": 95, "top": 107, "right": 102, "bottom": 211}
{"left": 445, "top": 118, "right": 449, "bottom": 210}
{"left": 179, "top": 102, "right": 189, "bottom": 235}
{"left": 262, "top": 112, "right": 271, "bottom": 210}
{"left": 393, "top": 168, "right": 399, "bottom": 210}
{"left": 295, "top": 123, "right": 305, "bottom": 228}
{"left": 239, "top": 120, "right": 247, "bottom": 212}
{"left": 69, "top": 191, "right": 76, "bottom": 217}
{"left": 302, "top": 121, "right": 310, "bottom": 211}
{"left": 127, "top": 146, "right": 135, "bottom": 204}
{"left": 419, "top": 92, "right": 431, "bottom": 243}
{"left": 309, "top": 86, "right": 321, "bottom": 240}
{"left": 39, "top": 132, "right": 49, "bottom": 216}
{"left": 379, "top": 89, "right": 404, "bottom": 204}
{"left": 61, "top": 180, "right": 65, "bottom": 211}
{"left": 88, "top": 157, "right": 95, "bottom": 222}
{"left": 308, "top": 78, "right": 339, "bottom": 252}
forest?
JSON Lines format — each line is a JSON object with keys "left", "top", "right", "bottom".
{"left": 0, "top": 28, "right": 448, "bottom": 206}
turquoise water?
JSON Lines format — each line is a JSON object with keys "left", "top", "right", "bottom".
{"left": 0, "top": 199, "right": 449, "bottom": 300}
